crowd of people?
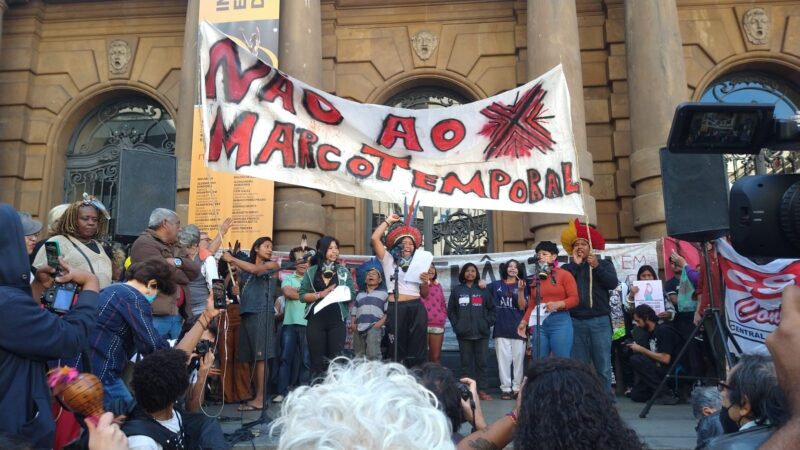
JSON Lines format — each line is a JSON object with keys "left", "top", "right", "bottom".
{"left": 0, "top": 196, "right": 797, "bottom": 450}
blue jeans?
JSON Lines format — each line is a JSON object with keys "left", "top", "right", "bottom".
{"left": 531, "top": 311, "right": 573, "bottom": 358}
{"left": 277, "top": 324, "right": 311, "bottom": 396}
{"left": 152, "top": 315, "right": 183, "bottom": 340}
{"left": 571, "top": 315, "right": 613, "bottom": 394}
{"left": 103, "top": 378, "right": 134, "bottom": 413}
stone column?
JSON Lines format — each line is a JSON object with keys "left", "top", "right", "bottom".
{"left": 625, "top": 0, "right": 687, "bottom": 240}
{"left": 273, "top": 0, "right": 326, "bottom": 250}
{"left": 0, "top": 1, "right": 8, "bottom": 56}
{"left": 526, "top": 0, "right": 596, "bottom": 243}
{"left": 174, "top": 0, "right": 200, "bottom": 222}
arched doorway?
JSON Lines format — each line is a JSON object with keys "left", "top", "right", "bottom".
{"left": 366, "top": 85, "right": 493, "bottom": 255}
{"left": 698, "top": 70, "right": 800, "bottom": 182}
{"left": 65, "top": 95, "right": 176, "bottom": 241}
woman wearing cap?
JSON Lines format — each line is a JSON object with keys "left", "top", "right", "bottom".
{"left": 33, "top": 196, "right": 114, "bottom": 288}
{"left": 517, "top": 241, "right": 579, "bottom": 359}
{"left": 298, "top": 235, "right": 356, "bottom": 379}
{"left": 371, "top": 209, "right": 430, "bottom": 368}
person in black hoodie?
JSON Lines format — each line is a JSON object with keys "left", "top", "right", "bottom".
{"left": 560, "top": 218, "right": 619, "bottom": 397}
{"left": 0, "top": 203, "right": 100, "bottom": 448}
{"left": 448, "top": 262, "right": 496, "bottom": 400}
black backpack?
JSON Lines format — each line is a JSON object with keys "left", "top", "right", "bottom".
{"left": 122, "top": 411, "right": 186, "bottom": 450}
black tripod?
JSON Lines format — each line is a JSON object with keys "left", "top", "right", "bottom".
{"left": 639, "top": 241, "right": 742, "bottom": 418}
{"left": 237, "top": 265, "right": 285, "bottom": 430}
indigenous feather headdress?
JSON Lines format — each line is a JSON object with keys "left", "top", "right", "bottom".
{"left": 386, "top": 193, "right": 422, "bottom": 249}
{"left": 560, "top": 218, "right": 606, "bottom": 254}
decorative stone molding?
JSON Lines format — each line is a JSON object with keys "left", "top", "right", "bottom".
{"left": 107, "top": 39, "right": 132, "bottom": 75}
{"left": 410, "top": 30, "right": 438, "bottom": 61}
{"left": 743, "top": 7, "right": 769, "bottom": 45}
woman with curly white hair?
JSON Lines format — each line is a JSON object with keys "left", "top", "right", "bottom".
{"left": 271, "top": 358, "right": 455, "bottom": 450}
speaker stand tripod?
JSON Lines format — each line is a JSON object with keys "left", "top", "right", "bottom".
{"left": 639, "top": 241, "right": 742, "bottom": 418}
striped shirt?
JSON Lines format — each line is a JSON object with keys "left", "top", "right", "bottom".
{"left": 355, "top": 289, "right": 388, "bottom": 332}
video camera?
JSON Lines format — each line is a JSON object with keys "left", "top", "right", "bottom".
{"left": 666, "top": 103, "right": 800, "bottom": 257}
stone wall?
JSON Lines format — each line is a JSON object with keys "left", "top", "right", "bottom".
{"left": 0, "top": 0, "right": 186, "bottom": 220}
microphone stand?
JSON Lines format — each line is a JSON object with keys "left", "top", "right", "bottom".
{"left": 531, "top": 273, "right": 543, "bottom": 358}
{"left": 391, "top": 253, "right": 400, "bottom": 363}
{"left": 239, "top": 263, "right": 291, "bottom": 431}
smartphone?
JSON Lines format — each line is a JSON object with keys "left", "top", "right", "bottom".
{"left": 45, "top": 241, "right": 60, "bottom": 270}
{"left": 212, "top": 279, "right": 227, "bottom": 309}
{"left": 51, "top": 283, "right": 77, "bottom": 314}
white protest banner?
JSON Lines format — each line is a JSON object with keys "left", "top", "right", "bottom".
{"left": 716, "top": 239, "right": 796, "bottom": 354}
{"left": 199, "top": 22, "right": 584, "bottom": 214}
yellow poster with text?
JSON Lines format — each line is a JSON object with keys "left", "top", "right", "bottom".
{"left": 188, "top": 0, "right": 279, "bottom": 248}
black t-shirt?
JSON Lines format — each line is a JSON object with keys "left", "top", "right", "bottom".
{"left": 650, "top": 323, "right": 683, "bottom": 367}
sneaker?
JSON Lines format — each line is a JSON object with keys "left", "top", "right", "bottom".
{"left": 272, "top": 395, "right": 284, "bottom": 403}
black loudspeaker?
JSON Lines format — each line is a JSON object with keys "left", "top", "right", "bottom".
{"left": 660, "top": 148, "right": 729, "bottom": 242}
{"left": 115, "top": 150, "right": 177, "bottom": 238}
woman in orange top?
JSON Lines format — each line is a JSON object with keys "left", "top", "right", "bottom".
{"left": 517, "top": 241, "right": 579, "bottom": 358}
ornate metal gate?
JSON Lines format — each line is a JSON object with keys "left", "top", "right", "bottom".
{"left": 65, "top": 96, "right": 176, "bottom": 236}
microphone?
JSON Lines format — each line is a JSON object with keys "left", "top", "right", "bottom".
{"left": 299, "top": 249, "right": 316, "bottom": 261}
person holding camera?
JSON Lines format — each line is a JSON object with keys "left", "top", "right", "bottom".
{"left": 414, "top": 363, "right": 487, "bottom": 444}
{"left": 86, "top": 258, "right": 226, "bottom": 413}
{"left": 518, "top": 241, "right": 579, "bottom": 359}
{"left": 123, "top": 348, "right": 230, "bottom": 449}
{"left": 0, "top": 204, "right": 100, "bottom": 448}
{"left": 627, "top": 304, "right": 684, "bottom": 404}
{"left": 183, "top": 317, "right": 220, "bottom": 413}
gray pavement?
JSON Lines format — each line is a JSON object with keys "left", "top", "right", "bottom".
{"left": 217, "top": 392, "right": 697, "bottom": 449}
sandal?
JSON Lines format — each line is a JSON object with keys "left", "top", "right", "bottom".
{"left": 237, "top": 402, "right": 263, "bottom": 411}
{"left": 478, "top": 391, "right": 493, "bottom": 401}
{"left": 500, "top": 392, "right": 513, "bottom": 400}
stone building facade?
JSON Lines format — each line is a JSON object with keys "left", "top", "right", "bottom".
{"left": 1, "top": 0, "right": 798, "bottom": 254}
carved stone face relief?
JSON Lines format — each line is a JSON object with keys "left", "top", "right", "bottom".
{"left": 743, "top": 8, "right": 769, "bottom": 45}
{"left": 108, "top": 40, "right": 132, "bottom": 74}
{"left": 411, "top": 31, "right": 438, "bottom": 61}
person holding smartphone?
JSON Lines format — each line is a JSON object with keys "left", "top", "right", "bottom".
{"left": 33, "top": 196, "right": 114, "bottom": 288}
{"left": 0, "top": 203, "right": 100, "bottom": 448}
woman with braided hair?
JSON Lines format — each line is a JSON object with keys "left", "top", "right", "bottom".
{"left": 370, "top": 197, "right": 430, "bottom": 368}
{"left": 33, "top": 195, "right": 114, "bottom": 288}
